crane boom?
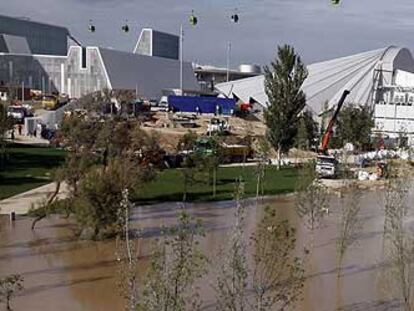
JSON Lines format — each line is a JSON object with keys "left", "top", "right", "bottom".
{"left": 319, "top": 90, "right": 350, "bottom": 154}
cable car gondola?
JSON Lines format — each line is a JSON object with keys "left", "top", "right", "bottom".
{"left": 231, "top": 8, "right": 239, "bottom": 23}
{"left": 88, "top": 20, "right": 96, "bottom": 33}
{"left": 122, "top": 20, "right": 129, "bottom": 33}
{"left": 189, "top": 10, "right": 198, "bottom": 26}
{"left": 231, "top": 14, "right": 239, "bottom": 23}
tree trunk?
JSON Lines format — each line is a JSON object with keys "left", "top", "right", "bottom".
{"left": 277, "top": 146, "right": 281, "bottom": 170}
{"left": 31, "top": 181, "right": 61, "bottom": 230}
{"left": 213, "top": 167, "right": 217, "bottom": 198}
{"left": 256, "top": 169, "right": 260, "bottom": 207}
{"left": 182, "top": 174, "right": 187, "bottom": 203}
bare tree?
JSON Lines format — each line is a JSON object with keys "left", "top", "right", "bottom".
{"left": 382, "top": 170, "right": 413, "bottom": 310}
{"left": 251, "top": 206, "right": 305, "bottom": 310}
{"left": 336, "top": 182, "right": 362, "bottom": 277}
{"left": 214, "top": 181, "right": 249, "bottom": 311}
{"left": 116, "top": 189, "right": 140, "bottom": 311}
{"left": 295, "top": 162, "right": 329, "bottom": 232}
{"left": 254, "top": 138, "right": 271, "bottom": 206}
{"left": 137, "top": 211, "right": 206, "bottom": 311}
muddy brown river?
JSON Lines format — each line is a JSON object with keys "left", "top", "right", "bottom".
{"left": 0, "top": 191, "right": 407, "bottom": 310}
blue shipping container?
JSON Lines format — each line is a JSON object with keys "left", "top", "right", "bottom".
{"left": 168, "top": 96, "right": 236, "bottom": 115}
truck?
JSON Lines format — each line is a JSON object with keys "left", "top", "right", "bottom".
{"left": 206, "top": 118, "right": 230, "bottom": 135}
{"left": 193, "top": 138, "right": 251, "bottom": 163}
{"left": 7, "top": 105, "right": 33, "bottom": 123}
{"left": 316, "top": 90, "right": 350, "bottom": 178}
{"left": 41, "top": 94, "right": 69, "bottom": 110}
{"left": 168, "top": 95, "right": 236, "bottom": 115}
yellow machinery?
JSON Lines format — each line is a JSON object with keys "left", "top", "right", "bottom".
{"left": 41, "top": 95, "right": 59, "bottom": 110}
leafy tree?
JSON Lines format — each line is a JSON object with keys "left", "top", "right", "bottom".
{"left": 31, "top": 117, "right": 160, "bottom": 237}
{"left": 177, "top": 131, "right": 198, "bottom": 152}
{"left": 129, "top": 127, "right": 165, "bottom": 169}
{"left": 264, "top": 45, "right": 308, "bottom": 169}
{"left": 0, "top": 102, "right": 14, "bottom": 170}
{"left": 178, "top": 134, "right": 221, "bottom": 201}
{"left": 137, "top": 212, "right": 206, "bottom": 311}
{"left": 0, "top": 275, "right": 23, "bottom": 311}
{"left": 73, "top": 158, "right": 146, "bottom": 239}
{"left": 334, "top": 104, "right": 374, "bottom": 150}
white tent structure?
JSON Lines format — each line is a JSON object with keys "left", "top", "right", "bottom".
{"left": 216, "top": 46, "right": 414, "bottom": 116}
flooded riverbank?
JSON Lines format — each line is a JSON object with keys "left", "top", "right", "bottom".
{"left": 0, "top": 191, "right": 406, "bottom": 310}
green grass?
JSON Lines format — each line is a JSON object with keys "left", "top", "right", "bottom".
{"left": 0, "top": 144, "right": 66, "bottom": 200}
{"left": 0, "top": 145, "right": 299, "bottom": 203}
{"left": 134, "top": 166, "right": 299, "bottom": 203}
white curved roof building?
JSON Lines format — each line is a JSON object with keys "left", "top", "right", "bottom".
{"left": 216, "top": 46, "right": 414, "bottom": 115}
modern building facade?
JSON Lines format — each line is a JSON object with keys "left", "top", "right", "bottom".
{"left": 0, "top": 16, "right": 199, "bottom": 101}
{"left": 0, "top": 14, "right": 69, "bottom": 55}
{"left": 215, "top": 46, "right": 414, "bottom": 144}
{"left": 194, "top": 64, "right": 261, "bottom": 92}
{"left": 133, "top": 28, "right": 179, "bottom": 60}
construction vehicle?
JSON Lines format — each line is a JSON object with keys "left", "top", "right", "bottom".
{"left": 315, "top": 90, "right": 350, "bottom": 178}
{"left": 193, "top": 138, "right": 251, "bottom": 163}
{"left": 207, "top": 118, "right": 230, "bottom": 135}
{"left": 41, "top": 95, "right": 59, "bottom": 110}
{"left": 221, "top": 143, "right": 251, "bottom": 163}
{"left": 41, "top": 93, "right": 69, "bottom": 110}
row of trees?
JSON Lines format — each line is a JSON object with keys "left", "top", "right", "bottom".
{"left": 117, "top": 182, "right": 305, "bottom": 311}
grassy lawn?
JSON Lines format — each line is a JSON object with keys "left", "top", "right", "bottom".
{"left": 0, "top": 144, "right": 299, "bottom": 204}
{"left": 135, "top": 166, "right": 299, "bottom": 203}
{"left": 0, "top": 144, "right": 66, "bottom": 200}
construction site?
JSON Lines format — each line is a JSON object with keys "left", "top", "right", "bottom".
{"left": 3, "top": 2, "right": 414, "bottom": 310}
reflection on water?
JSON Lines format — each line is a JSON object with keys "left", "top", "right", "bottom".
{"left": 0, "top": 192, "right": 404, "bottom": 310}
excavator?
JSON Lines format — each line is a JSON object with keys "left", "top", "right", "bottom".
{"left": 315, "top": 90, "right": 350, "bottom": 178}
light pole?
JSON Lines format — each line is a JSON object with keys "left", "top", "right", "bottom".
{"left": 226, "top": 42, "right": 232, "bottom": 82}
{"left": 179, "top": 11, "right": 198, "bottom": 96}
{"left": 180, "top": 24, "right": 184, "bottom": 96}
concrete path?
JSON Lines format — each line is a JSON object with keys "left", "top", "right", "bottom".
{"left": 6, "top": 132, "right": 50, "bottom": 146}
{"left": 0, "top": 182, "right": 69, "bottom": 215}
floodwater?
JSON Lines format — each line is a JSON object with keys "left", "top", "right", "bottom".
{"left": 0, "top": 190, "right": 408, "bottom": 310}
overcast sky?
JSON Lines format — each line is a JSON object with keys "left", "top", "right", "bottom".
{"left": 2, "top": 0, "right": 414, "bottom": 68}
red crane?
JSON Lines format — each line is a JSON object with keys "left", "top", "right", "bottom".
{"left": 319, "top": 90, "right": 350, "bottom": 154}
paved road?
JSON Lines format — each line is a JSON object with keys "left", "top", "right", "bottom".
{"left": 0, "top": 182, "right": 68, "bottom": 215}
